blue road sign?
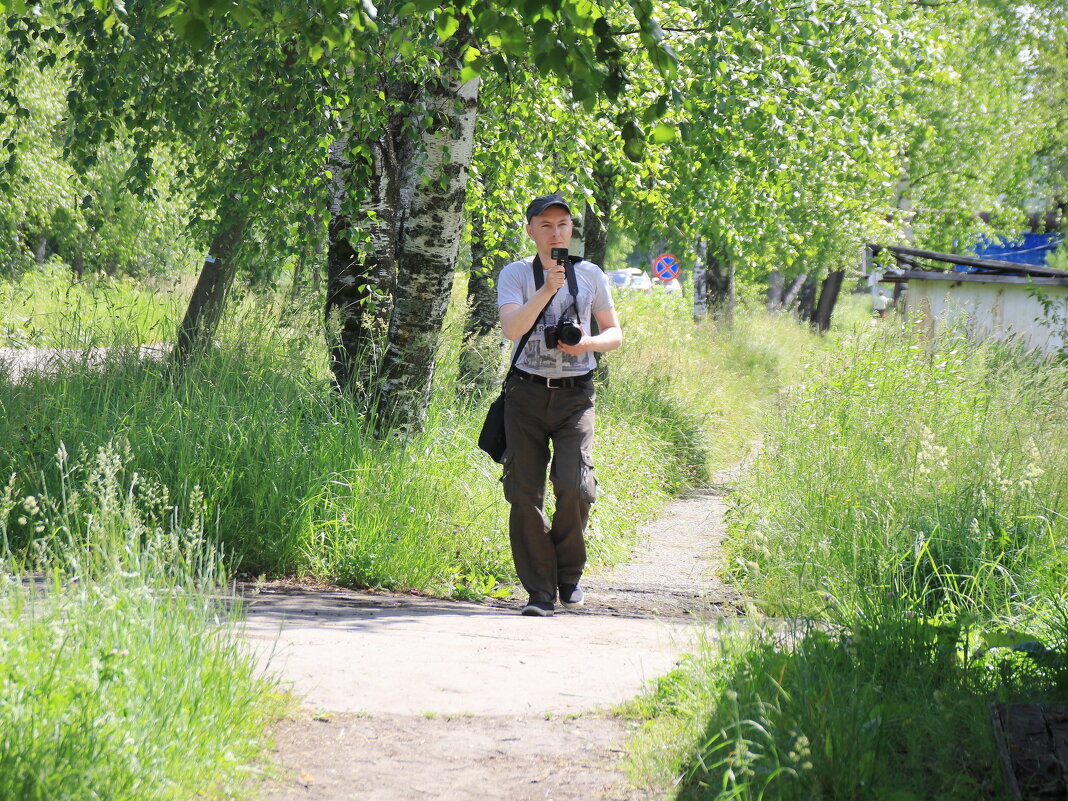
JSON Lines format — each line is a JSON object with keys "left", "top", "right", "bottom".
{"left": 653, "top": 253, "right": 680, "bottom": 282}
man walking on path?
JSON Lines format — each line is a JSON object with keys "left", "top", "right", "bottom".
{"left": 497, "top": 193, "right": 622, "bottom": 617}
{"left": 873, "top": 288, "right": 890, "bottom": 318}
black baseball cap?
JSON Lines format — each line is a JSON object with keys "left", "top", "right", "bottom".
{"left": 525, "top": 193, "right": 571, "bottom": 223}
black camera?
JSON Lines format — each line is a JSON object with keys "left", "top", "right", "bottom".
{"left": 544, "top": 247, "right": 581, "bottom": 348}
{"left": 544, "top": 317, "right": 582, "bottom": 349}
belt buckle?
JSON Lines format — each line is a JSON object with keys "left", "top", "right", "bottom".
{"left": 546, "top": 377, "right": 560, "bottom": 389}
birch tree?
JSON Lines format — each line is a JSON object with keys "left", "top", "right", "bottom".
{"left": 321, "top": 1, "right": 675, "bottom": 432}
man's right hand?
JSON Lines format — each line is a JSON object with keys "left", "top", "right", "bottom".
{"left": 543, "top": 261, "right": 566, "bottom": 294}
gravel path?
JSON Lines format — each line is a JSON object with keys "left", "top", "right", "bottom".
{"left": 245, "top": 477, "right": 742, "bottom": 801}
{"left": 0, "top": 344, "right": 169, "bottom": 381}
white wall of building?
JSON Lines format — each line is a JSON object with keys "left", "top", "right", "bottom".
{"left": 905, "top": 275, "right": 1068, "bottom": 354}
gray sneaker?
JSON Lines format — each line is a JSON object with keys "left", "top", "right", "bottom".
{"left": 558, "top": 583, "right": 584, "bottom": 609}
{"left": 521, "top": 601, "right": 554, "bottom": 616}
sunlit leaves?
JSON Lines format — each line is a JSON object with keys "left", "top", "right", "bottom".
{"left": 434, "top": 13, "right": 460, "bottom": 42}
{"left": 651, "top": 122, "right": 675, "bottom": 144}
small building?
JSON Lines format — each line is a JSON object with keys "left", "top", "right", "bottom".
{"left": 869, "top": 244, "right": 1068, "bottom": 355}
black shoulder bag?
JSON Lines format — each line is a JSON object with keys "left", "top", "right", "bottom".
{"left": 477, "top": 256, "right": 577, "bottom": 462}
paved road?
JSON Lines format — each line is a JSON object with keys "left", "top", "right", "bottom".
{"left": 244, "top": 487, "right": 743, "bottom": 800}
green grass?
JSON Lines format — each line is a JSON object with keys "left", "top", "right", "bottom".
{"left": 0, "top": 267, "right": 852, "bottom": 800}
{"left": 608, "top": 291, "right": 820, "bottom": 477}
{"left": 624, "top": 319, "right": 1068, "bottom": 801}
{"left": 0, "top": 444, "right": 282, "bottom": 801}
{"left": 0, "top": 276, "right": 822, "bottom": 597}
{"left": 0, "top": 262, "right": 185, "bottom": 347}
{"left": 726, "top": 324, "right": 1068, "bottom": 618}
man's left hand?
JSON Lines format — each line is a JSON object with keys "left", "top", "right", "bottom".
{"left": 557, "top": 332, "right": 593, "bottom": 356}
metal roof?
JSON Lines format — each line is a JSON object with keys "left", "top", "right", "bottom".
{"left": 868, "top": 244, "right": 1068, "bottom": 280}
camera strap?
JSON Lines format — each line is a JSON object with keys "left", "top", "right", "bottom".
{"left": 502, "top": 257, "right": 560, "bottom": 383}
{"left": 532, "top": 253, "right": 580, "bottom": 311}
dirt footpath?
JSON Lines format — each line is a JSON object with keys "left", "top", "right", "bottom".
{"left": 244, "top": 486, "right": 743, "bottom": 801}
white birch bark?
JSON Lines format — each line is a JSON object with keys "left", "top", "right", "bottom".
{"left": 376, "top": 73, "right": 480, "bottom": 433}
{"left": 326, "top": 115, "right": 412, "bottom": 394}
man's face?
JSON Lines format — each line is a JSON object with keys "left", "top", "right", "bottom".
{"left": 526, "top": 206, "right": 573, "bottom": 255}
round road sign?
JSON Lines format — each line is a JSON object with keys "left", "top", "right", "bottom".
{"left": 652, "top": 253, "right": 680, "bottom": 282}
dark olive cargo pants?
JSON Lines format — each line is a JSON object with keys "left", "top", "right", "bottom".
{"left": 501, "top": 374, "right": 598, "bottom": 605}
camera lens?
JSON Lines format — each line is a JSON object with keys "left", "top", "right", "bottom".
{"left": 559, "top": 321, "right": 582, "bottom": 346}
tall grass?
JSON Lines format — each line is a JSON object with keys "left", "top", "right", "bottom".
{"left": 607, "top": 291, "right": 818, "bottom": 478}
{"left": 0, "top": 262, "right": 183, "bottom": 347}
{"left": 0, "top": 443, "right": 280, "bottom": 801}
{"left": 0, "top": 278, "right": 825, "bottom": 596}
{"left": 727, "top": 324, "right": 1068, "bottom": 618}
{"left": 626, "top": 320, "right": 1068, "bottom": 800}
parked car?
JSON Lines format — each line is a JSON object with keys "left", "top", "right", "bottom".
{"left": 655, "top": 277, "right": 682, "bottom": 293}
{"left": 606, "top": 269, "right": 632, "bottom": 289}
{"left": 629, "top": 270, "right": 653, "bottom": 292}
{"left": 606, "top": 267, "right": 653, "bottom": 293}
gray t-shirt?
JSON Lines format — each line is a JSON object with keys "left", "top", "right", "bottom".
{"left": 497, "top": 256, "right": 614, "bottom": 378}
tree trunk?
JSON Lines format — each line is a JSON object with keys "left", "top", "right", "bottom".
{"left": 582, "top": 167, "right": 615, "bottom": 376}
{"left": 766, "top": 270, "right": 784, "bottom": 311}
{"left": 704, "top": 251, "right": 736, "bottom": 323}
{"left": 172, "top": 192, "right": 247, "bottom": 367}
{"left": 895, "top": 159, "right": 915, "bottom": 245}
{"left": 375, "top": 72, "right": 480, "bottom": 434}
{"left": 812, "top": 269, "right": 845, "bottom": 332}
{"left": 171, "top": 47, "right": 298, "bottom": 371}
{"left": 796, "top": 272, "right": 820, "bottom": 322}
{"left": 693, "top": 237, "right": 708, "bottom": 321}
{"left": 583, "top": 166, "right": 613, "bottom": 269}
{"left": 458, "top": 212, "right": 505, "bottom": 400}
{"left": 325, "top": 115, "right": 411, "bottom": 396}
{"left": 781, "top": 272, "right": 808, "bottom": 310}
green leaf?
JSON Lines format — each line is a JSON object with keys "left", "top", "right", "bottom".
{"left": 182, "top": 18, "right": 209, "bottom": 49}
{"left": 435, "top": 13, "right": 460, "bottom": 41}
{"left": 497, "top": 17, "right": 526, "bottom": 55}
{"left": 603, "top": 70, "right": 625, "bottom": 99}
{"left": 982, "top": 629, "right": 1042, "bottom": 650}
{"left": 622, "top": 119, "right": 646, "bottom": 162}
{"left": 231, "top": 4, "right": 254, "bottom": 26}
{"left": 652, "top": 123, "right": 675, "bottom": 143}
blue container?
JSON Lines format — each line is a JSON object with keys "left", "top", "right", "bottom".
{"left": 955, "top": 232, "right": 1064, "bottom": 272}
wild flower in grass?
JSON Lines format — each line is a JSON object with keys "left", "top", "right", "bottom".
{"left": 749, "top": 530, "right": 772, "bottom": 558}
{"left": 988, "top": 462, "right": 1013, "bottom": 494}
{"left": 786, "top": 730, "right": 813, "bottom": 771}
{"left": 1018, "top": 438, "right": 1045, "bottom": 493}
{"left": 915, "top": 425, "right": 949, "bottom": 478}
